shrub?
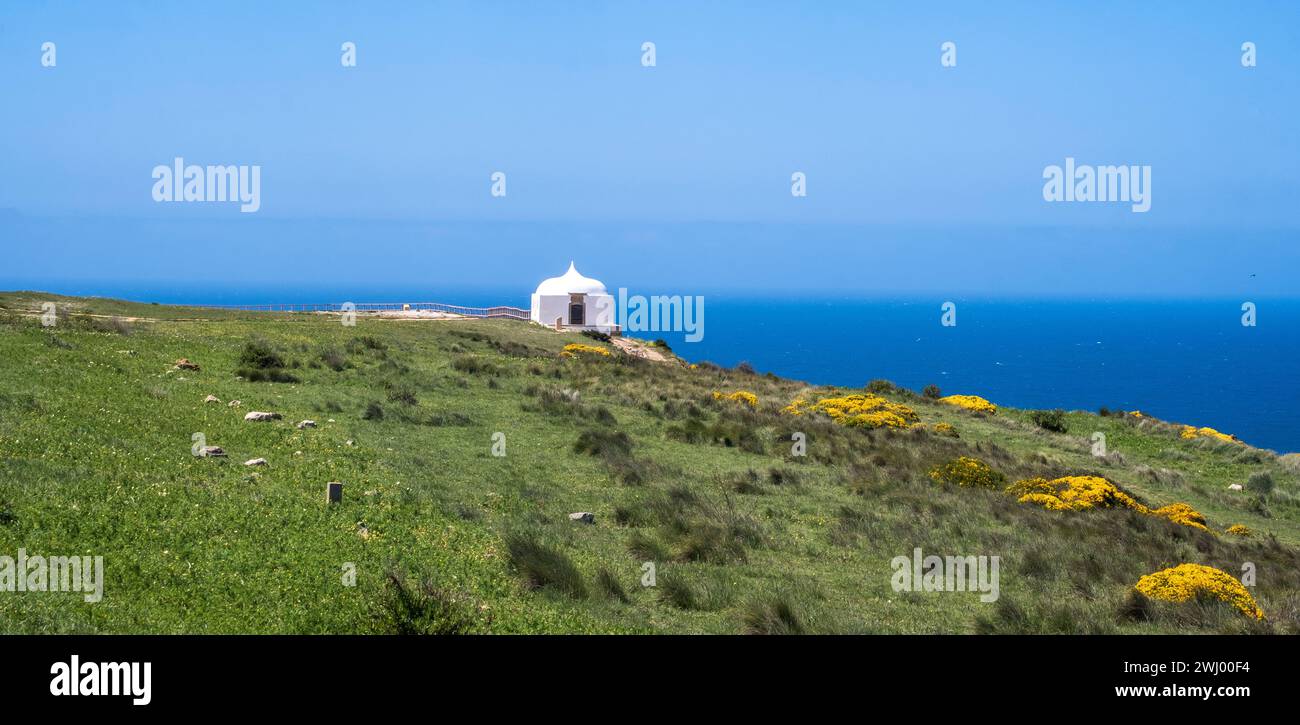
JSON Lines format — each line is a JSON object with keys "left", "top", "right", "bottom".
{"left": 938, "top": 394, "right": 997, "bottom": 414}
{"left": 236, "top": 339, "right": 299, "bottom": 382}
{"left": 1008, "top": 475, "right": 1142, "bottom": 511}
{"left": 573, "top": 430, "right": 633, "bottom": 460}
{"left": 929, "top": 456, "right": 1005, "bottom": 490}
{"left": 580, "top": 329, "right": 611, "bottom": 343}
{"left": 238, "top": 339, "right": 286, "bottom": 370}
{"left": 560, "top": 343, "right": 610, "bottom": 358}
{"left": 712, "top": 390, "right": 758, "bottom": 407}
{"left": 931, "top": 422, "right": 959, "bottom": 437}
{"left": 652, "top": 338, "right": 672, "bottom": 352}
{"left": 784, "top": 393, "right": 918, "bottom": 429}
{"left": 1134, "top": 563, "right": 1263, "bottom": 620}
{"left": 1029, "top": 409, "right": 1068, "bottom": 433}
{"left": 1225, "top": 524, "right": 1252, "bottom": 537}
{"left": 922, "top": 384, "right": 942, "bottom": 399}
{"left": 363, "top": 401, "right": 385, "bottom": 420}
{"left": 505, "top": 532, "right": 587, "bottom": 598}
{"left": 865, "top": 379, "right": 897, "bottom": 394}
{"left": 1009, "top": 475, "right": 1208, "bottom": 531}
{"left": 1246, "top": 471, "right": 1275, "bottom": 496}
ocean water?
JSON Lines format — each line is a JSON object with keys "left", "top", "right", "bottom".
{"left": 11, "top": 281, "right": 1298, "bottom": 453}
{"left": 648, "top": 297, "right": 1299, "bottom": 454}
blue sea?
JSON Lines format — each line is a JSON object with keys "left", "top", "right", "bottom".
{"left": 11, "top": 281, "right": 1298, "bottom": 454}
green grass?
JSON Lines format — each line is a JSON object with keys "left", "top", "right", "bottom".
{"left": 1, "top": 291, "right": 1298, "bottom": 634}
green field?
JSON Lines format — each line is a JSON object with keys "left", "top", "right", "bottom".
{"left": 1, "top": 291, "right": 1297, "bottom": 634}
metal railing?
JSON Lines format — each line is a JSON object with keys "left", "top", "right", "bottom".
{"left": 182, "top": 301, "right": 530, "bottom": 320}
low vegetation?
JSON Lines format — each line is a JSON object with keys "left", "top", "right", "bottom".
{"left": 1, "top": 291, "right": 1298, "bottom": 634}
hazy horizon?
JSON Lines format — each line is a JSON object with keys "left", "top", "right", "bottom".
{"left": 3, "top": 1, "right": 1298, "bottom": 298}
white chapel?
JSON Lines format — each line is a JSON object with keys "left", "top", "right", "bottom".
{"left": 530, "top": 262, "right": 618, "bottom": 334}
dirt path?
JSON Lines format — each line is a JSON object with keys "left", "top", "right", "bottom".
{"left": 611, "top": 336, "right": 673, "bottom": 362}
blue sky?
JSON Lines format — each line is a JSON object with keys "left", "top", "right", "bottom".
{"left": 1, "top": 1, "right": 1297, "bottom": 297}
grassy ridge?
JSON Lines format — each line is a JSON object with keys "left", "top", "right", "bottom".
{"left": 1, "top": 291, "right": 1298, "bottom": 634}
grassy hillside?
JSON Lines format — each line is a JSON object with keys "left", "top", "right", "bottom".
{"left": 1, "top": 291, "right": 1298, "bottom": 634}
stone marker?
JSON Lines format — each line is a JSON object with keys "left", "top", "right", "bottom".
{"left": 327, "top": 481, "right": 344, "bottom": 504}
{"left": 568, "top": 512, "right": 595, "bottom": 524}
{"left": 244, "top": 411, "right": 282, "bottom": 422}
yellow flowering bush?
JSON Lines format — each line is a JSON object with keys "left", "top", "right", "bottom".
{"left": 1134, "top": 563, "right": 1264, "bottom": 620}
{"left": 931, "top": 422, "right": 958, "bottom": 437}
{"left": 938, "top": 394, "right": 997, "bottom": 414}
{"left": 712, "top": 390, "right": 758, "bottom": 407}
{"left": 1225, "top": 524, "right": 1252, "bottom": 537}
{"left": 1006, "top": 475, "right": 1144, "bottom": 511}
{"left": 785, "top": 393, "right": 920, "bottom": 428}
{"left": 782, "top": 397, "right": 810, "bottom": 416}
{"left": 842, "top": 410, "right": 911, "bottom": 429}
{"left": 1179, "top": 425, "right": 1241, "bottom": 445}
{"left": 929, "top": 456, "right": 1005, "bottom": 489}
{"left": 561, "top": 343, "right": 610, "bottom": 358}
{"left": 1148, "top": 502, "right": 1208, "bottom": 531}
{"left": 1009, "top": 475, "right": 1208, "bottom": 531}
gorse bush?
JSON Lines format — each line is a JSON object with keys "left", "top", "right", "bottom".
{"left": 1008, "top": 475, "right": 1209, "bottom": 531}
{"left": 929, "top": 456, "right": 1005, "bottom": 489}
{"left": 922, "top": 384, "right": 942, "bottom": 399}
{"left": 938, "top": 394, "right": 997, "bottom": 414}
{"left": 1134, "top": 564, "right": 1264, "bottom": 620}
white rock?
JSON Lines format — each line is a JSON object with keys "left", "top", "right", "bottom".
{"left": 244, "top": 411, "right": 282, "bottom": 422}
{"left": 1228, "top": 483, "right": 1244, "bottom": 491}
{"left": 297, "top": 420, "right": 317, "bottom": 429}
{"left": 204, "top": 395, "right": 220, "bottom": 403}
{"left": 228, "top": 400, "right": 242, "bottom": 407}
{"left": 244, "top": 458, "right": 268, "bottom": 466}
{"left": 199, "top": 446, "right": 226, "bottom": 458}
{"left": 568, "top": 512, "right": 595, "bottom": 524}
